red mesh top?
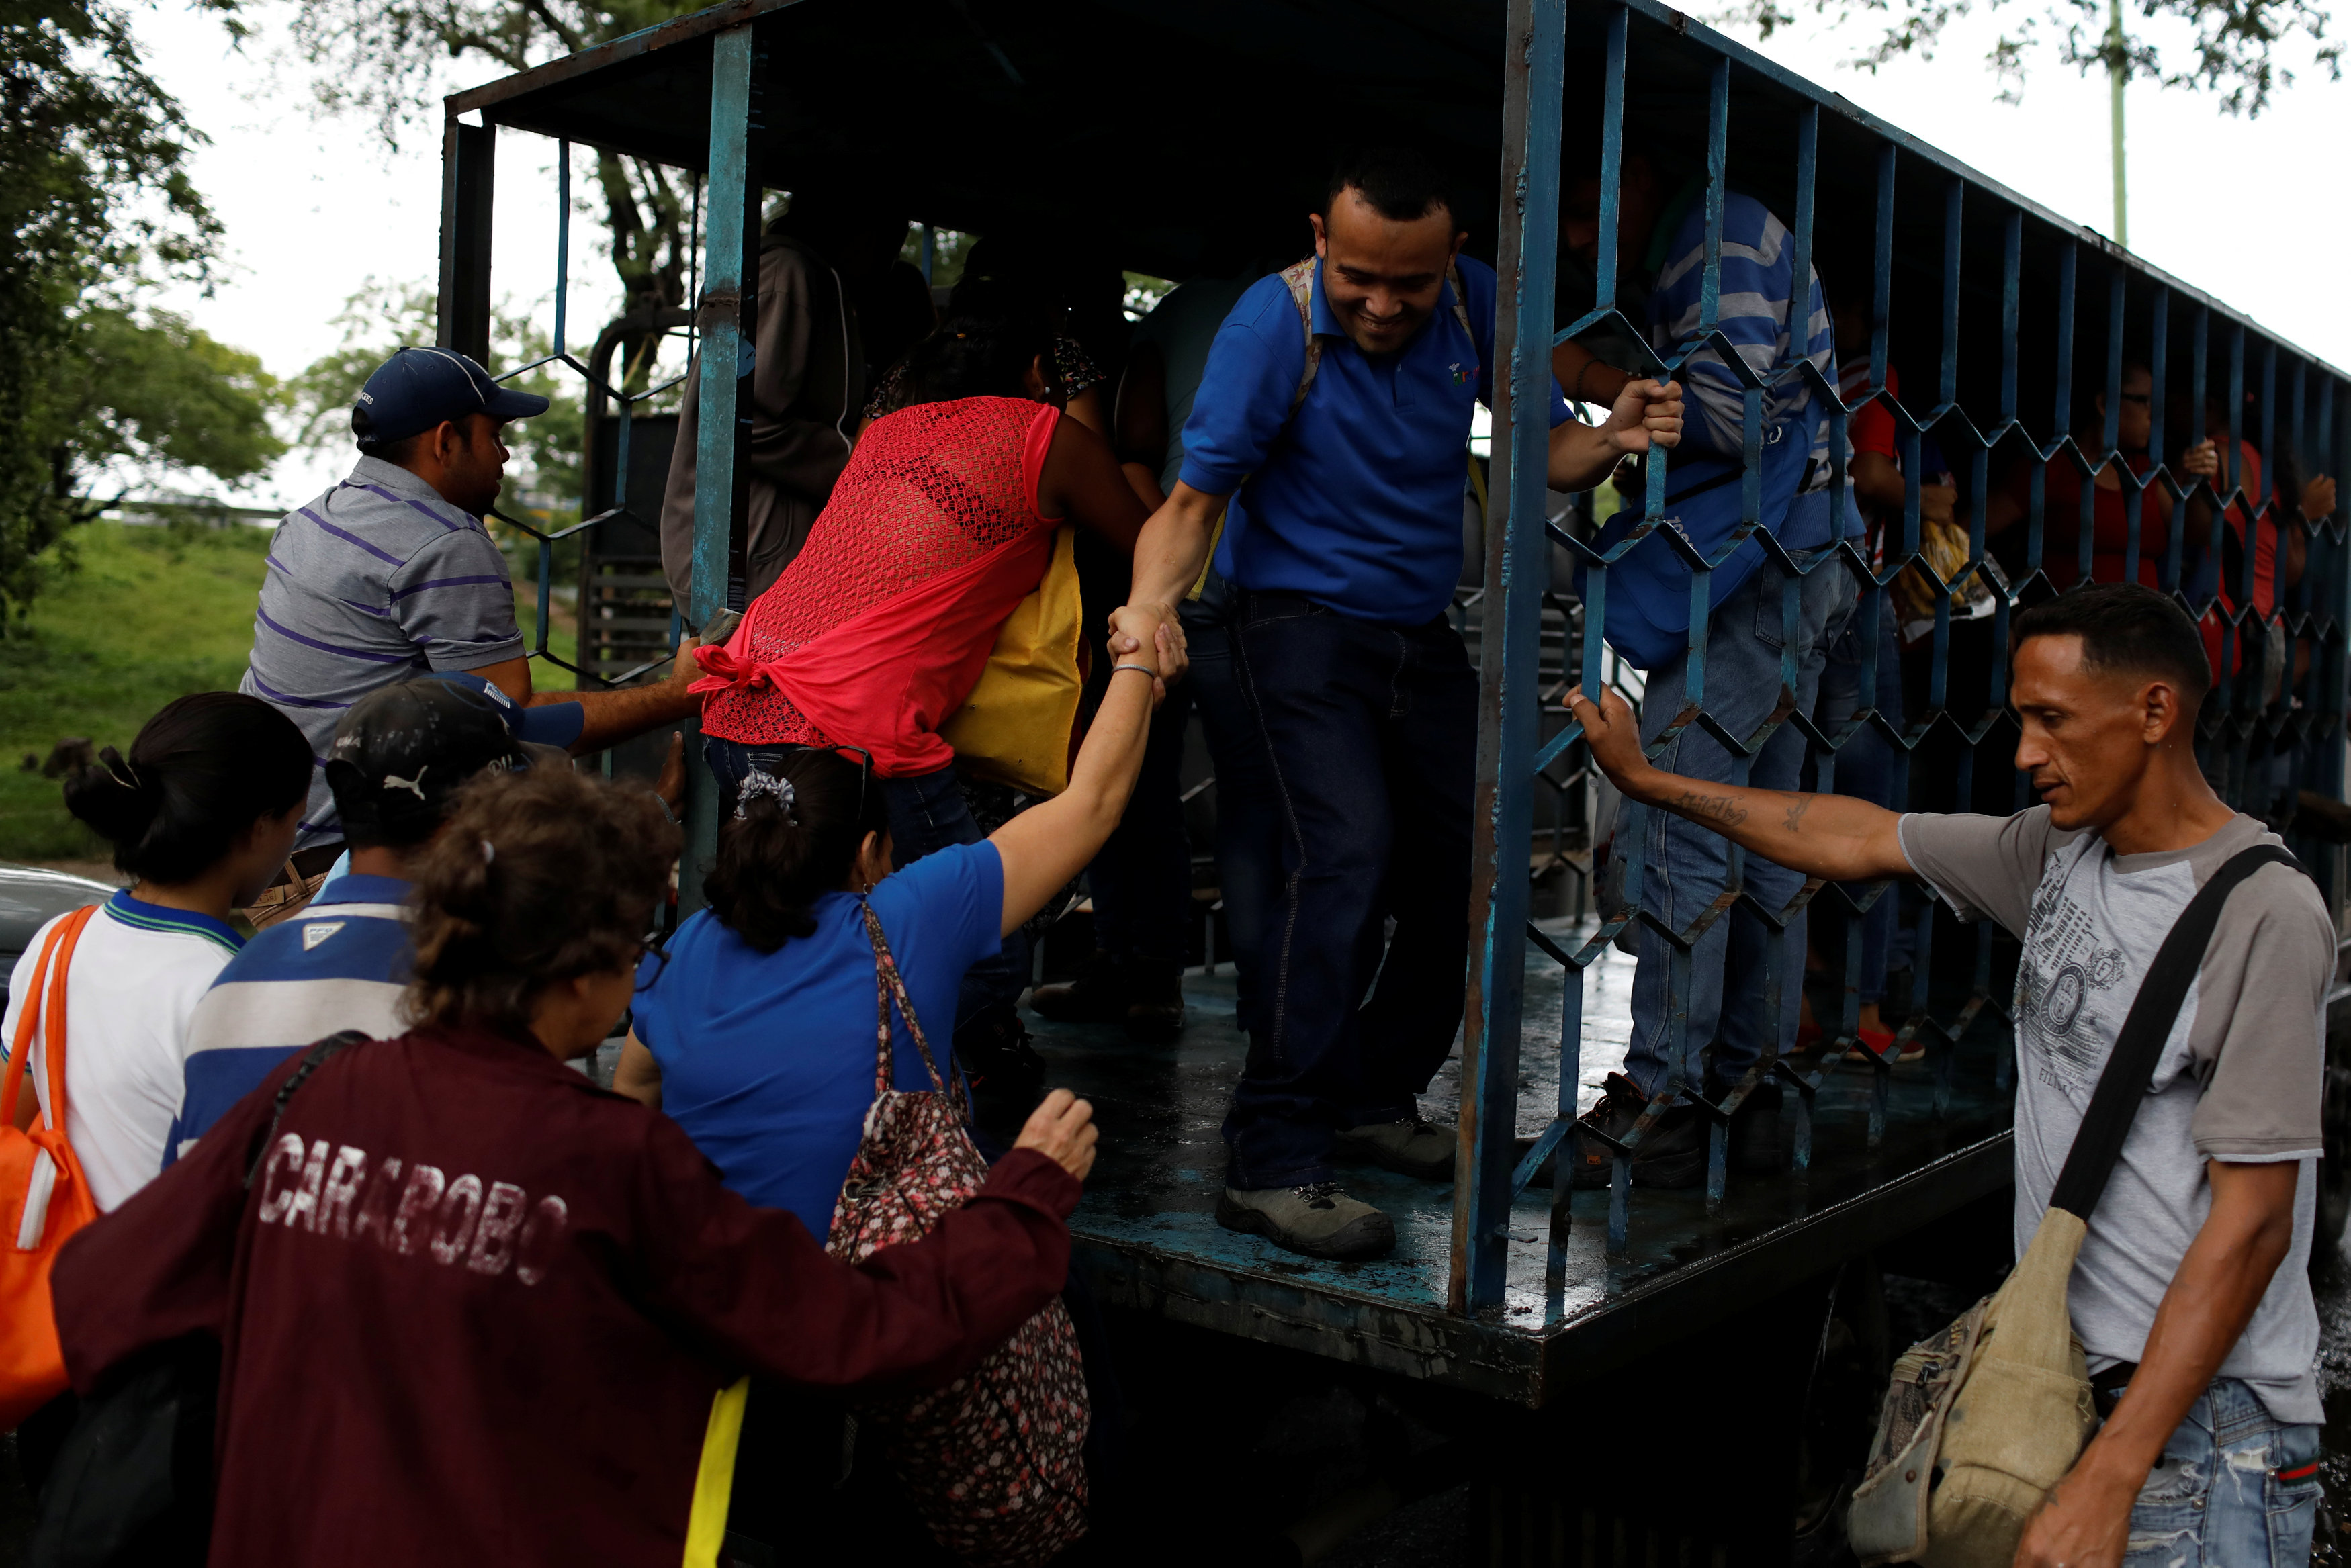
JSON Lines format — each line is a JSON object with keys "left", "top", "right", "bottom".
{"left": 704, "top": 396, "right": 1061, "bottom": 748}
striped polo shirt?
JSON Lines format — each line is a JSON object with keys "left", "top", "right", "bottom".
{"left": 1645, "top": 186, "right": 1851, "bottom": 547}
{"left": 166, "top": 872, "right": 414, "bottom": 1166}
{"left": 241, "top": 457, "right": 523, "bottom": 852}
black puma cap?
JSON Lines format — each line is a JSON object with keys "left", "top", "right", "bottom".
{"left": 324, "top": 676, "right": 533, "bottom": 849}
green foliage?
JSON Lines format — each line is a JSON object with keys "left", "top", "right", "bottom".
{"left": 286, "top": 1, "right": 709, "bottom": 388}
{"left": 0, "top": 518, "right": 576, "bottom": 862}
{"left": 1725, "top": 0, "right": 2341, "bottom": 113}
{"left": 1, "top": 1, "right": 280, "bottom": 629}
{"left": 0, "top": 520, "right": 271, "bottom": 861}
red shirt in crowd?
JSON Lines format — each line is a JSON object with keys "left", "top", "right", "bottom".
{"left": 2201, "top": 440, "right": 2275, "bottom": 678}
{"left": 52, "top": 1021, "right": 1077, "bottom": 1567}
{"left": 1996, "top": 449, "right": 2174, "bottom": 592}
{"left": 696, "top": 396, "right": 1064, "bottom": 776}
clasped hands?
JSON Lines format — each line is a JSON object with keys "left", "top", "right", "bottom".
{"left": 1107, "top": 604, "right": 1185, "bottom": 703}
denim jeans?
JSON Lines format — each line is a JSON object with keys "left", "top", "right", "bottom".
{"left": 1624, "top": 554, "right": 1857, "bottom": 1095}
{"left": 1221, "top": 594, "right": 1476, "bottom": 1190}
{"left": 702, "top": 737, "right": 1028, "bottom": 1041}
{"left": 1811, "top": 592, "right": 1909, "bottom": 1004}
{"left": 2121, "top": 1377, "right": 2321, "bottom": 1567}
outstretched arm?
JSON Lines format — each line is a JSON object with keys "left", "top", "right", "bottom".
{"left": 1566, "top": 682, "right": 1913, "bottom": 882}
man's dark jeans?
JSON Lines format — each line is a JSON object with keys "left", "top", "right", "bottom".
{"left": 703, "top": 737, "right": 1029, "bottom": 1040}
{"left": 1221, "top": 594, "right": 1475, "bottom": 1191}
{"left": 1085, "top": 604, "right": 1282, "bottom": 1033}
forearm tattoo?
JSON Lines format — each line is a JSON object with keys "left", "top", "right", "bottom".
{"left": 1670, "top": 789, "right": 1748, "bottom": 828}
{"left": 1782, "top": 794, "right": 1813, "bottom": 834}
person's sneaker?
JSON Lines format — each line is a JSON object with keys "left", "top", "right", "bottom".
{"left": 1568, "top": 1072, "right": 1705, "bottom": 1190}
{"left": 1028, "top": 950, "right": 1130, "bottom": 1025}
{"left": 1216, "top": 1182, "right": 1395, "bottom": 1261}
{"left": 1122, "top": 958, "right": 1186, "bottom": 1044}
{"left": 1332, "top": 1117, "right": 1457, "bottom": 1182}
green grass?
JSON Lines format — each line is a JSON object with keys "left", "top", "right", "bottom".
{"left": 0, "top": 522, "right": 578, "bottom": 864}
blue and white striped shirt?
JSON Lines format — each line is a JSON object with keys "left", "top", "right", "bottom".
{"left": 1646, "top": 186, "right": 1852, "bottom": 546}
{"left": 165, "top": 873, "right": 414, "bottom": 1167}
{"left": 240, "top": 457, "right": 523, "bottom": 851}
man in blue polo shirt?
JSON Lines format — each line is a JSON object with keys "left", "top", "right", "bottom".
{"left": 1121, "top": 146, "right": 1684, "bottom": 1260}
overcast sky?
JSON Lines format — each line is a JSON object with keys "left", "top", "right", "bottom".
{"left": 131, "top": 0, "right": 2349, "bottom": 508}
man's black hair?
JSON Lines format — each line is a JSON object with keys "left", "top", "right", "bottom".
{"left": 353, "top": 406, "right": 470, "bottom": 463}
{"left": 1325, "top": 144, "right": 1456, "bottom": 227}
{"left": 2011, "top": 582, "right": 2211, "bottom": 704}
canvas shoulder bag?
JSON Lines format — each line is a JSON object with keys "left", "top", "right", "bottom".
{"left": 1, "top": 903, "right": 102, "bottom": 1430}
{"left": 1847, "top": 843, "right": 2303, "bottom": 1567}
{"left": 822, "top": 903, "right": 1090, "bottom": 1567}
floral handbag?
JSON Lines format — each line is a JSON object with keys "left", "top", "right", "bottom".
{"left": 824, "top": 903, "right": 1089, "bottom": 1567}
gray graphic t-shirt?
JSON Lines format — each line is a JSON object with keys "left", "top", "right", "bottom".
{"left": 1900, "top": 807, "right": 2331, "bottom": 1424}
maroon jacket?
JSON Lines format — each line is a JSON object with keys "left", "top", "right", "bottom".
{"left": 52, "top": 1021, "right": 1077, "bottom": 1567}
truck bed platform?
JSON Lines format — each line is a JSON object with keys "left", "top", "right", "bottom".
{"left": 981, "top": 926, "right": 2015, "bottom": 1408}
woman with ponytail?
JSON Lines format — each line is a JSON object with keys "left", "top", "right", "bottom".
{"left": 3, "top": 692, "right": 308, "bottom": 1210}
{"left": 49, "top": 764, "right": 1100, "bottom": 1566}
{"left": 619, "top": 608, "right": 1169, "bottom": 1234}
{"left": 689, "top": 307, "right": 1153, "bottom": 1083}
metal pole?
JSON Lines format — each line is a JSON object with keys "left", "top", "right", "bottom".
{"left": 1451, "top": 0, "right": 1565, "bottom": 1316}
{"left": 684, "top": 21, "right": 762, "bottom": 911}
{"left": 2107, "top": 0, "right": 2128, "bottom": 250}
{"left": 436, "top": 116, "right": 495, "bottom": 362}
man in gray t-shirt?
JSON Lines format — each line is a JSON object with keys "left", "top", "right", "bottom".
{"left": 1566, "top": 580, "right": 2327, "bottom": 1566}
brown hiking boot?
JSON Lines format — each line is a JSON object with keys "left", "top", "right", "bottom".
{"left": 1216, "top": 1182, "right": 1395, "bottom": 1261}
{"left": 1332, "top": 1117, "right": 1456, "bottom": 1182}
{"left": 1568, "top": 1072, "right": 1704, "bottom": 1190}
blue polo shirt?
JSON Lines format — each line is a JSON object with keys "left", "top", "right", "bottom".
{"left": 1178, "top": 255, "right": 1573, "bottom": 625}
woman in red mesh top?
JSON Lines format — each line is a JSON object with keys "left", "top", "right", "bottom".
{"left": 690, "top": 311, "right": 1147, "bottom": 1081}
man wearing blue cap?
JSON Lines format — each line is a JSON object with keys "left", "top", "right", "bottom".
{"left": 241, "top": 347, "right": 703, "bottom": 923}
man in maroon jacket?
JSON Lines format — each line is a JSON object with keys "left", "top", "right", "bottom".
{"left": 52, "top": 1011, "right": 1093, "bottom": 1564}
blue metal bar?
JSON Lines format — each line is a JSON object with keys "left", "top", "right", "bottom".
{"left": 2102, "top": 266, "right": 2125, "bottom": 459}
{"left": 2053, "top": 242, "right": 2076, "bottom": 441}
{"left": 1698, "top": 56, "right": 1728, "bottom": 332}
{"left": 553, "top": 139, "right": 570, "bottom": 359}
{"left": 1452, "top": 0, "right": 1565, "bottom": 1314}
{"left": 1939, "top": 178, "right": 1961, "bottom": 409}
{"left": 2000, "top": 211, "right": 2021, "bottom": 425}
{"left": 920, "top": 222, "right": 937, "bottom": 285}
{"left": 691, "top": 26, "right": 756, "bottom": 629}
{"left": 1594, "top": 5, "right": 1627, "bottom": 316}
{"left": 1869, "top": 145, "right": 1893, "bottom": 394}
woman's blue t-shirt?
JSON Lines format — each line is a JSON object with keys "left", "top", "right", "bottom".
{"left": 629, "top": 841, "right": 1004, "bottom": 1237}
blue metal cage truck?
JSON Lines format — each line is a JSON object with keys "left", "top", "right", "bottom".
{"left": 437, "top": 0, "right": 2351, "bottom": 1559}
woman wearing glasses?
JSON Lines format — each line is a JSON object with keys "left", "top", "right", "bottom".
{"left": 617, "top": 609, "right": 1169, "bottom": 1238}
{"left": 684, "top": 308, "right": 1152, "bottom": 1087}
{"left": 50, "top": 764, "right": 1101, "bottom": 1567}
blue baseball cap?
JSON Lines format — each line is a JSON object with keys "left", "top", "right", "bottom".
{"left": 425, "top": 672, "right": 586, "bottom": 751}
{"left": 351, "top": 347, "right": 550, "bottom": 447}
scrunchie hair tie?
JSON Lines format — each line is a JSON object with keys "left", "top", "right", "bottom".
{"left": 736, "top": 769, "right": 797, "bottom": 825}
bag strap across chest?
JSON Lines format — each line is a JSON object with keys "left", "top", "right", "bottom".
{"left": 859, "top": 901, "right": 970, "bottom": 1121}
{"left": 2047, "top": 842, "right": 2305, "bottom": 1221}
{"left": 1277, "top": 255, "right": 1475, "bottom": 416}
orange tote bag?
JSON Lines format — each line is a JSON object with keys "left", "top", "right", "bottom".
{"left": 0, "top": 903, "right": 101, "bottom": 1428}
